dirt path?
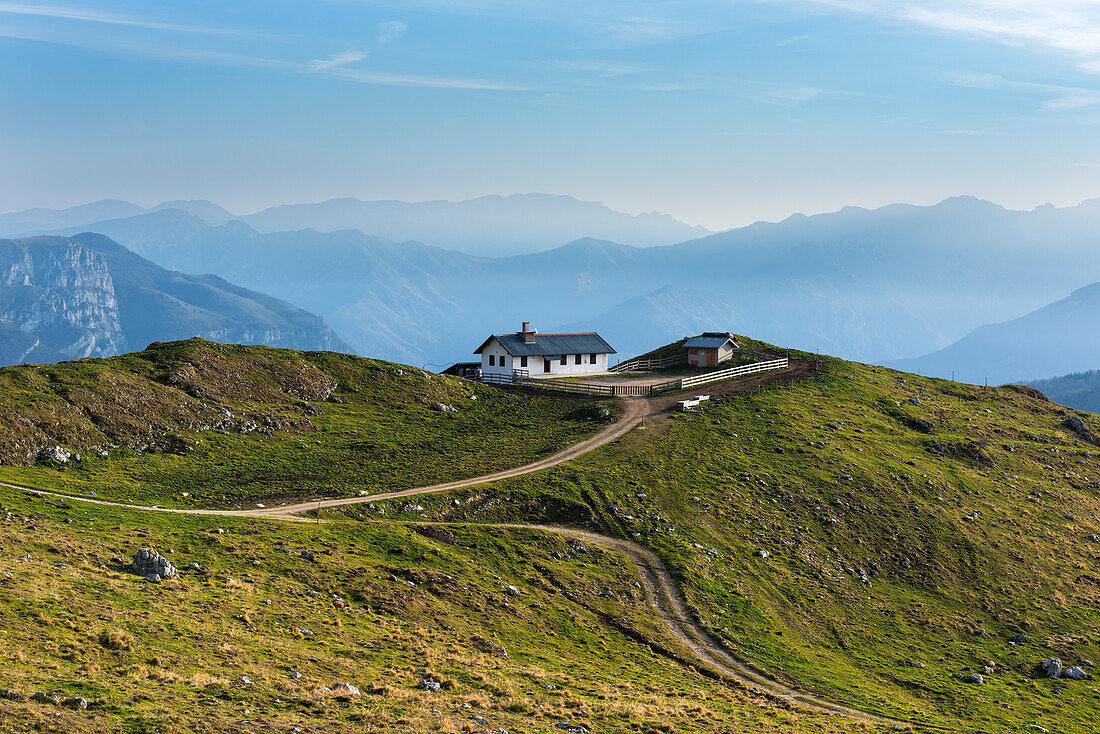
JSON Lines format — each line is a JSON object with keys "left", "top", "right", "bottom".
{"left": 1, "top": 397, "right": 651, "bottom": 519}
{"left": 0, "top": 361, "right": 940, "bottom": 730}
{"left": 249, "top": 396, "right": 651, "bottom": 518}
{"left": 539, "top": 526, "right": 936, "bottom": 729}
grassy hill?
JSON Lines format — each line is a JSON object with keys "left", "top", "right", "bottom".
{"left": 342, "top": 355, "right": 1100, "bottom": 731}
{"left": 0, "top": 339, "right": 610, "bottom": 508}
{"left": 3, "top": 338, "right": 1100, "bottom": 732}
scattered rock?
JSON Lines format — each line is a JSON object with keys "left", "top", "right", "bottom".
{"left": 1066, "top": 415, "right": 1093, "bottom": 440}
{"left": 237, "top": 676, "right": 254, "bottom": 686}
{"left": 556, "top": 722, "right": 591, "bottom": 733}
{"left": 1010, "top": 633, "right": 1031, "bottom": 644}
{"left": 1064, "top": 666, "right": 1089, "bottom": 680}
{"left": 31, "top": 692, "right": 60, "bottom": 705}
{"left": 130, "top": 548, "right": 176, "bottom": 579}
{"left": 596, "top": 408, "right": 611, "bottom": 420}
{"left": 418, "top": 680, "right": 442, "bottom": 693}
{"left": 755, "top": 549, "right": 770, "bottom": 558}
{"left": 471, "top": 636, "right": 509, "bottom": 658}
{"left": 331, "top": 682, "right": 360, "bottom": 696}
{"left": 432, "top": 403, "right": 457, "bottom": 413}
{"left": 904, "top": 416, "right": 935, "bottom": 433}
{"left": 505, "top": 585, "right": 520, "bottom": 596}
{"left": 908, "top": 396, "right": 921, "bottom": 406}
{"left": 301, "top": 551, "right": 316, "bottom": 562}
{"left": 901, "top": 658, "right": 925, "bottom": 669}
{"left": 953, "top": 673, "right": 984, "bottom": 684}
{"left": 0, "top": 690, "right": 20, "bottom": 700}
{"left": 188, "top": 562, "right": 200, "bottom": 570}
{"left": 1041, "top": 658, "right": 1063, "bottom": 679}
{"left": 61, "top": 697, "right": 87, "bottom": 710}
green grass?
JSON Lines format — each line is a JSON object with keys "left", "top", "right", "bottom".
{"left": 0, "top": 487, "right": 859, "bottom": 734}
{"left": 8, "top": 337, "right": 1100, "bottom": 732}
{"left": 0, "top": 340, "right": 610, "bottom": 508}
{"left": 435, "top": 357, "right": 1100, "bottom": 732}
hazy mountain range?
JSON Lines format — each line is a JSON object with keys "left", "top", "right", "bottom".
{"left": 0, "top": 194, "right": 709, "bottom": 256}
{"left": 890, "top": 282, "right": 1100, "bottom": 386}
{"left": 0, "top": 234, "right": 348, "bottom": 364}
{"left": 6, "top": 193, "right": 1100, "bottom": 385}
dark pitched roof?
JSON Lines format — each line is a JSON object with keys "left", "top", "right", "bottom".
{"left": 683, "top": 335, "right": 737, "bottom": 349}
{"left": 475, "top": 332, "right": 616, "bottom": 357}
{"left": 440, "top": 362, "right": 480, "bottom": 375}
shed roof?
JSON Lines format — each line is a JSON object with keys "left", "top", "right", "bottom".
{"left": 683, "top": 335, "right": 736, "bottom": 349}
{"left": 475, "top": 332, "right": 616, "bottom": 357}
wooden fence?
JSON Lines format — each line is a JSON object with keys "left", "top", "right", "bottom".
{"left": 480, "top": 371, "right": 615, "bottom": 395}
{"left": 609, "top": 352, "right": 687, "bottom": 372}
{"left": 478, "top": 357, "right": 789, "bottom": 397}
{"left": 677, "top": 357, "right": 788, "bottom": 389}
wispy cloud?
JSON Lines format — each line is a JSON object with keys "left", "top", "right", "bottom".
{"left": 0, "top": 23, "right": 294, "bottom": 69}
{"left": 944, "top": 69, "right": 1100, "bottom": 109}
{"left": 359, "top": 1, "right": 708, "bottom": 47}
{"left": 605, "top": 15, "right": 699, "bottom": 45}
{"left": 307, "top": 50, "right": 367, "bottom": 71}
{"left": 774, "top": 33, "right": 811, "bottom": 46}
{"left": 712, "top": 130, "right": 801, "bottom": 136}
{"left": 328, "top": 66, "right": 528, "bottom": 90}
{"left": 377, "top": 20, "right": 408, "bottom": 45}
{"left": 792, "top": 1, "right": 1100, "bottom": 73}
{"left": 556, "top": 59, "right": 651, "bottom": 77}
{"left": 0, "top": 1, "right": 252, "bottom": 36}
{"left": 764, "top": 85, "right": 822, "bottom": 103}
{"left": 0, "top": 21, "right": 519, "bottom": 91}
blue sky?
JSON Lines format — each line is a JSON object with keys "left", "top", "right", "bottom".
{"left": 2, "top": 1, "right": 1100, "bottom": 229}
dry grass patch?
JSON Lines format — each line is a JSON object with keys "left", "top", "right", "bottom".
{"left": 98, "top": 628, "right": 132, "bottom": 651}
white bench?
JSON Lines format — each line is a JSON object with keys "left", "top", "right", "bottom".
{"left": 676, "top": 395, "right": 711, "bottom": 412}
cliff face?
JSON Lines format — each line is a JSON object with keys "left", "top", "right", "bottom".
{"left": 0, "top": 235, "right": 350, "bottom": 364}
{"left": 0, "top": 238, "right": 126, "bottom": 358}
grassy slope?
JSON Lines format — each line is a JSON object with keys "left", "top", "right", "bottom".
{"left": 0, "top": 489, "right": 855, "bottom": 734}
{"left": 7, "top": 338, "right": 1100, "bottom": 732}
{"left": 0, "top": 340, "right": 609, "bottom": 508}
{"left": 380, "top": 356, "right": 1100, "bottom": 733}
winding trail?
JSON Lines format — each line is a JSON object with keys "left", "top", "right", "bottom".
{"left": 1, "top": 398, "right": 650, "bottom": 519}
{"left": 0, "top": 367, "right": 945, "bottom": 730}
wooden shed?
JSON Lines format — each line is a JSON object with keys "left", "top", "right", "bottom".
{"left": 683, "top": 333, "right": 739, "bottom": 368}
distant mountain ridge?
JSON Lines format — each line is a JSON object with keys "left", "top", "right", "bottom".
{"left": 0, "top": 194, "right": 710, "bottom": 256}
{"left": 0, "top": 234, "right": 350, "bottom": 364}
{"left": 889, "top": 282, "right": 1100, "bottom": 386}
{"left": 1026, "top": 370, "right": 1100, "bottom": 413}
{"left": 10, "top": 193, "right": 1100, "bottom": 371}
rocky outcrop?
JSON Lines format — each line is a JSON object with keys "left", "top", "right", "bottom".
{"left": 130, "top": 548, "right": 176, "bottom": 581}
